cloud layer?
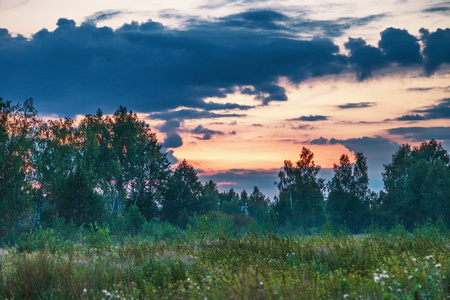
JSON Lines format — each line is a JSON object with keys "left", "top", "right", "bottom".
{"left": 0, "top": 10, "right": 449, "bottom": 117}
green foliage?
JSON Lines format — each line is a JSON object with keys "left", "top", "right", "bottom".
{"left": 16, "top": 227, "right": 74, "bottom": 253}
{"left": 162, "top": 160, "right": 206, "bottom": 227}
{"left": 275, "top": 147, "right": 325, "bottom": 229}
{"left": 327, "top": 153, "right": 371, "bottom": 233}
{"left": 85, "top": 222, "right": 112, "bottom": 251}
{"left": 381, "top": 140, "right": 450, "bottom": 229}
{"left": 1, "top": 225, "right": 449, "bottom": 299}
{"left": 139, "top": 219, "right": 184, "bottom": 241}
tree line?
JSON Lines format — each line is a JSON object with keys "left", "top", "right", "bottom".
{"left": 0, "top": 98, "right": 449, "bottom": 237}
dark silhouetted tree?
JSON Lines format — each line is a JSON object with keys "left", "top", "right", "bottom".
{"left": 327, "top": 153, "right": 371, "bottom": 233}
{"left": 275, "top": 147, "right": 325, "bottom": 228}
{"left": 248, "top": 186, "right": 269, "bottom": 224}
{"left": 381, "top": 140, "right": 450, "bottom": 228}
{"left": 0, "top": 98, "right": 38, "bottom": 233}
{"left": 161, "top": 160, "right": 205, "bottom": 227}
{"left": 221, "top": 189, "right": 241, "bottom": 215}
{"left": 203, "top": 180, "right": 220, "bottom": 211}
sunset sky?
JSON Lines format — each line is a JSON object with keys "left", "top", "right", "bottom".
{"left": 1, "top": 0, "right": 449, "bottom": 198}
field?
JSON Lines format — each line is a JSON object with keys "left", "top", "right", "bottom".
{"left": 0, "top": 220, "right": 449, "bottom": 299}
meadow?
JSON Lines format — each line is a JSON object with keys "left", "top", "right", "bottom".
{"left": 0, "top": 216, "right": 448, "bottom": 299}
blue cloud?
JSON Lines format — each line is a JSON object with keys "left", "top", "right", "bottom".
{"left": 387, "top": 127, "right": 450, "bottom": 141}
{"left": 337, "top": 102, "right": 376, "bottom": 109}
{"left": 395, "top": 98, "right": 450, "bottom": 121}
{"left": 288, "top": 115, "right": 328, "bottom": 121}
{"left": 0, "top": 11, "right": 449, "bottom": 118}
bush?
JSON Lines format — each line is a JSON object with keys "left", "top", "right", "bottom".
{"left": 85, "top": 222, "right": 112, "bottom": 251}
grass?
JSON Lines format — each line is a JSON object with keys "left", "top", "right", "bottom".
{"left": 0, "top": 221, "right": 449, "bottom": 299}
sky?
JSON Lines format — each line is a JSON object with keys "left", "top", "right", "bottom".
{"left": 1, "top": 0, "right": 449, "bottom": 198}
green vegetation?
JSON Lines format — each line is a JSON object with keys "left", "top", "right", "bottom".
{"left": 1, "top": 97, "right": 449, "bottom": 237}
{"left": 0, "top": 221, "right": 449, "bottom": 299}
{"left": 0, "top": 97, "right": 449, "bottom": 298}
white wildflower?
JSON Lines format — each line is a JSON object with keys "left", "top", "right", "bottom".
{"left": 83, "top": 288, "right": 87, "bottom": 293}
{"left": 426, "top": 255, "right": 433, "bottom": 261}
{"left": 260, "top": 281, "right": 264, "bottom": 286}
{"left": 343, "top": 294, "right": 349, "bottom": 298}
{"left": 408, "top": 275, "right": 413, "bottom": 280}
{"left": 374, "top": 275, "right": 380, "bottom": 283}
{"left": 436, "top": 264, "right": 441, "bottom": 269}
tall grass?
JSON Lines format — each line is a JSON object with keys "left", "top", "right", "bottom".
{"left": 0, "top": 221, "right": 448, "bottom": 299}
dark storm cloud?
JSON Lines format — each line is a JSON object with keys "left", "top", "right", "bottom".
{"left": 309, "top": 137, "right": 329, "bottom": 145}
{"left": 190, "top": 125, "right": 224, "bottom": 140}
{"left": 395, "top": 98, "right": 450, "bottom": 121}
{"left": 387, "top": 127, "right": 450, "bottom": 141}
{"left": 395, "top": 114, "right": 426, "bottom": 121}
{"left": 157, "top": 120, "right": 184, "bottom": 148}
{"left": 191, "top": 124, "right": 224, "bottom": 135}
{"left": 0, "top": 10, "right": 449, "bottom": 117}
{"left": 414, "top": 98, "right": 450, "bottom": 119}
{"left": 337, "top": 102, "right": 376, "bottom": 109}
{"left": 150, "top": 109, "right": 245, "bottom": 121}
{"left": 344, "top": 37, "right": 387, "bottom": 80}
{"left": 421, "top": 28, "right": 450, "bottom": 74}
{"left": 0, "top": 12, "right": 348, "bottom": 116}
{"left": 163, "top": 133, "right": 183, "bottom": 148}
{"left": 202, "top": 102, "right": 254, "bottom": 110}
{"left": 378, "top": 27, "right": 422, "bottom": 66}
{"left": 288, "top": 115, "right": 328, "bottom": 121}
{"left": 345, "top": 27, "right": 423, "bottom": 80}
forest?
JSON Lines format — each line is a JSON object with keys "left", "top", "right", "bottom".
{"left": 0, "top": 97, "right": 450, "bottom": 299}
{"left": 1, "top": 97, "right": 449, "bottom": 240}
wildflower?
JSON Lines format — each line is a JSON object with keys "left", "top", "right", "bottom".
{"left": 412, "top": 258, "right": 417, "bottom": 263}
{"left": 436, "top": 264, "right": 441, "bottom": 270}
{"left": 260, "top": 281, "right": 263, "bottom": 285}
{"left": 408, "top": 275, "right": 413, "bottom": 280}
{"left": 397, "top": 289, "right": 402, "bottom": 293}
{"left": 187, "top": 278, "right": 191, "bottom": 282}
{"left": 343, "top": 294, "right": 349, "bottom": 298}
{"left": 83, "top": 288, "right": 87, "bottom": 293}
{"left": 415, "top": 268, "right": 418, "bottom": 272}
{"left": 374, "top": 275, "right": 380, "bottom": 283}
{"left": 404, "top": 269, "right": 408, "bottom": 273}
{"left": 425, "top": 255, "right": 433, "bottom": 261}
